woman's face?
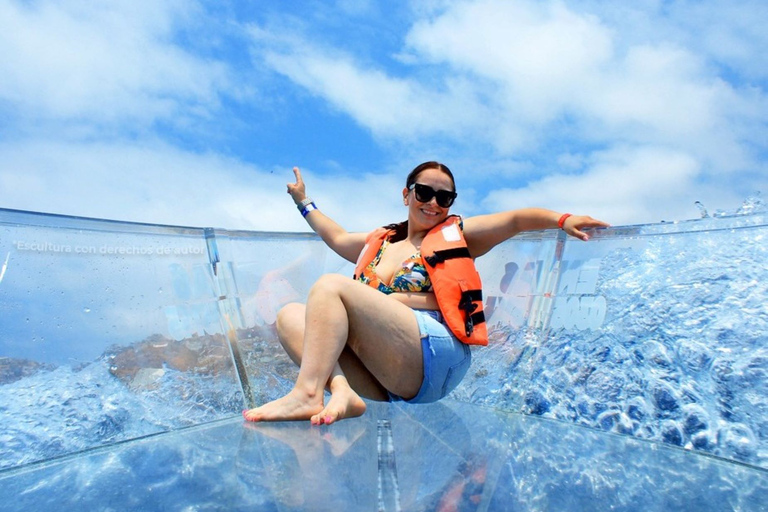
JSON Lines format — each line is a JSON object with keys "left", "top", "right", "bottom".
{"left": 403, "top": 167, "right": 455, "bottom": 230}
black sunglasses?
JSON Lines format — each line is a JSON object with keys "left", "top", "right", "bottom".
{"left": 409, "top": 183, "right": 457, "bottom": 208}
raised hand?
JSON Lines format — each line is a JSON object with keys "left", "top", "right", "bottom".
{"left": 287, "top": 166, "right": 307, "bottom": 204}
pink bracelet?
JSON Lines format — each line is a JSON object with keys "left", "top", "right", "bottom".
{"left": 558, "top": 213, "right": 572, "bottom": 230}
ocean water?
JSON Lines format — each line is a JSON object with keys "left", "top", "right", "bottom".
{"left": 454, "top": 202, "right": 768, "bottom": 470}
{"left": 0, "top": 204, "right": 767, "bottom": 510}
{"left": 0, "top": 358, "right": 242, "bottom": 469}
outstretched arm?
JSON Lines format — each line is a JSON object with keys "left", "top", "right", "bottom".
{"left": 287, "top": 167, "right": 367, "bottom": 263}
{"left": 463, "top": 208, "right": 610, "bottom": 258}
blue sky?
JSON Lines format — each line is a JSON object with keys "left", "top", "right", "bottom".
{"left": 1, "top": 0, "right": 766, "bottom": 232}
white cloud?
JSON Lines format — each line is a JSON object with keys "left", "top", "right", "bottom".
{"left": 252, "top": 0, "right": 765, "bottom": 166}
{"left": 406, "top": 0, "right": 614, "bottom": 122}
{"left": 582, "top": 0, "right": 768, "bottom": 82}
{"left": 0, "top": 140, "right": 405, "bottom": 233}
{"left": 247, "top": 0, "right": 766, "bottom": 225}
{"left": 407, "top": 0, "right": 760, "bottom": 153}
{"left": 0, "top": 0, "right": 232, "bottom": 126}
{"left": 483, "top": 146, "right": 708, "bottom": 225}
{"left": 256, "top": 42, "right": 489, "bottom": 141}
{"left": 1, "top": 0, "right": 764, "bottom": 231}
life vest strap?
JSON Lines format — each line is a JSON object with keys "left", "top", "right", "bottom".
{"left": 459, "top": 289, "right": 483, "bottom": 304}
{"left": 424, "top": 247, "right": 472, "bottom": 267}
{"left": 468, "top": 311, "right": 485, "bottom": 335}
{"left": 459, "top": 289, "right": 485, "bottom": 336}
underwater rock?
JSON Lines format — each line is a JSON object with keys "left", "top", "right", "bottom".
{"left": 129, "top": 368, "right": 166, "bottom": 391}
{"left": 682, "top": 404, "right": 709, "bottom": 435}
{"left": 642, "top": 340, "right": 675, "bottom": 370}
{"left": 596, "top": 410, "right": 633, "bottom": 434}
{"left": 585, "top": 369, "right": 624, "bottom": 402}
{"left": 524, "top": 390, "right": 551, "bottom": 416}
{"left": 104, "top": 324, "right": 287, "bottom": 391}
{"left": 625, "top": 397, "right": 650, "bottom": 422}
{"left": 652, "top": 383, "right": 680, "bottom": 413}
{"left": 107, "top": 332, "right": 231, "bottom": 387}
{"left": 0, "top": 357, "right": 55, "bottom": 385}
{"left": 661, "top": 421, "right": 683, "bottom": 446}
{"left": 676, "top": 339, "right": 713, "bottom": 373}
{"left": 718, "top": 423, "right": 757, "bottom": 461}
{"left": 690, "top": 430, "right": 715, "bottom": 452}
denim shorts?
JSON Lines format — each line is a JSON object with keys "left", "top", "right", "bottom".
{"left": 389, "top": 309, "right": 472, "bottom": 404}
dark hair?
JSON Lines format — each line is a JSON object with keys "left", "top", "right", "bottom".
{"left": 405, "top": 161, "right": 456, "bottom": 191}
{"left": 385, "top": 161, "right": 456, "bottom": 242}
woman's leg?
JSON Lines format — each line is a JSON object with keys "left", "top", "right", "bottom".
{"left": 243, "top": 274, "right": 423, "bottom": 423}
{"left": 270, "top": 301, "right": 386, "bottom": 425}
{"left": 275, "top": 302, "right": 390, "bottom": 402}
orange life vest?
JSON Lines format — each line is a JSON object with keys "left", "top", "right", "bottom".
{"left": 353, "top": 215, "right": 488, "bottom": 346}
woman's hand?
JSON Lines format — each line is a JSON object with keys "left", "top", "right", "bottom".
{"left": 287, "top": 166, "right": 307, "bottom": 204}
{"left": 562, "top": 215, "right": 611, "bottom": 241}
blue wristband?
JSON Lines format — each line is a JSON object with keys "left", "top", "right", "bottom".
{"left": 301, "top": 202, "right": 317, "bottom": 217}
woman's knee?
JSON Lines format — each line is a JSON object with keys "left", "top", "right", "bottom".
{"left": 308, "top": 273, "right": 351, "bottom": 297}
{"left": 276, "top": 302, "right": 305, "bottom": 343}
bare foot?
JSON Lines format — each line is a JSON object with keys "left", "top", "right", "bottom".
{"left": 243, "top": 389, "right": 324, "bottom": 422}
{"left": 310, "top": 385, "right": 367, "bottom": 426}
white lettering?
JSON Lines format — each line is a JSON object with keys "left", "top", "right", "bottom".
{"left": 550, "top": 296, "right": 607, "bottom": 330}
{"left": 14, "top": 240, "right": 202, "bottom": 257}
{"left": 486, "top": 256, "right": 608, "bottom": 330}
{"left": 558, "top": 259, "right": 601, "bottom": 295}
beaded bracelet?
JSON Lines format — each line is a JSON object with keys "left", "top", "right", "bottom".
{"left": 558, "top": 213, "right": 572, "bottom": 230}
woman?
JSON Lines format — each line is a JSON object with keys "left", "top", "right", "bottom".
{"left": 243, "top": 162, "right": 609, "bottom": 425}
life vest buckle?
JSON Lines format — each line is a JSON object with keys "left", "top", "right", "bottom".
{"left": 459, "top": 289, "right": 482, "bottom": 337}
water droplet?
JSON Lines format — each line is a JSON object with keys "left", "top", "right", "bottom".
{"left": 83, "top": 308, "right": 91, "bottom": 313}
{"left": 694, "top": 201, "right": 709, "bottom": 219}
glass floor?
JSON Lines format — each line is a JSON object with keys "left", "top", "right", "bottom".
{"left": 2, "top": 400, "right": 765, "bottom": 512}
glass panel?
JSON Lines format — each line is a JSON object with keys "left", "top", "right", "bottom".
{"left": 1, "top": 206, "right": 766, "bottom": 476}
{"left": 392, "top": 401, "right": 767, "bottom": 511}
{"left": 455, "top": 233, "right": 560, "bottom": 412}
{"left": 203, "top": 229, "right": 353, "bottom": 407}
{"left": 456, "top": 213, "right": 768, "bottom": 469}
{"left": 1, "top": 402, "right": 764, "bottom": 512}
{"left": 0, "top": 210, "right": 242, "bottom": 469}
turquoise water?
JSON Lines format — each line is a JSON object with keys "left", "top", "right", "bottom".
{"left": 0, "top": 205, "right": 767, "bottom": 510}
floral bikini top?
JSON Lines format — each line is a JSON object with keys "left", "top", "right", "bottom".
{"left": 357, "top": 239, "right": 432, "bottom": 294}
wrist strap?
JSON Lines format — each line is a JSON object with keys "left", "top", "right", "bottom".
{"left": 558, "top": 213, "right": 572, "bottom": 230}
{"left": 297, "top": 197, "right": 313, "bottom": 210}
{"left": 301, "top": 202, "right": 318, "bottom": 218}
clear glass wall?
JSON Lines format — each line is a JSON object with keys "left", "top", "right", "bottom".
{"left": 459, "top": 213, "right": 768, "bottom": 469}
{"left": 1, "top": 207, "right": 766, "bottom": 472}
{"left": 0, "top": 210, "right": 241, "bottom": 469}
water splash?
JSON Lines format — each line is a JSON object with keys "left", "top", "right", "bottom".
{"left": 694, "top": 201, "right": 709, "bottom": 219}
{"left": 700, "top": 192, "right": 766, "bottom": 219}
{"left": 735, "top": 192, "right": 765, "bottom": 215}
